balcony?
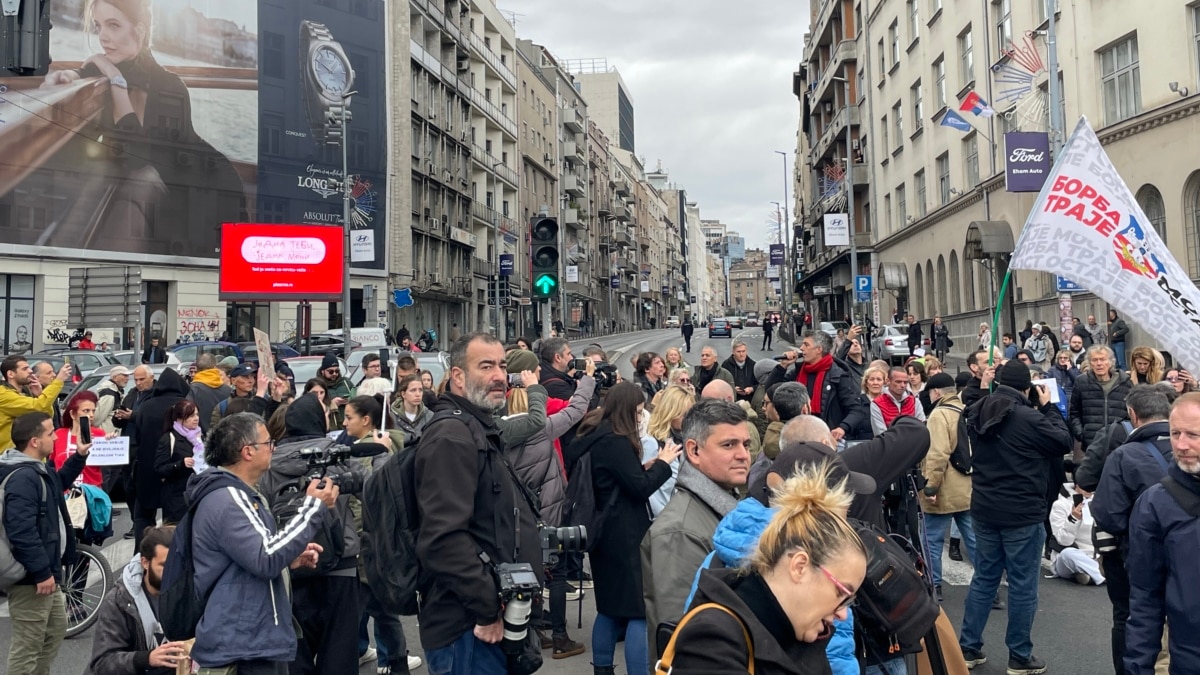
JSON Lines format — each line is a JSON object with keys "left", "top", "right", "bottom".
{"left": 562, "top": 174, "right": 586, "bottom": 198}
{"left": 809, "top": 40, "right": 857, "bottom": 106}
{"left": 614, "top": 176, "right": 632, "bottom": 198}
{"left": 563, "top": 105, "right": 584, "bottom": 133}
{"left": 470, "top": 144, "right": 519, "bottom": 187}
{"left": 471, "top": 256, "right": 496, "bottom": 278}
{"left": 470, "top": 201, "right": 518, "bottom": 234}
{"left": 638, "top": 234, "right": 651, "bottom": 250}
{"left": 612, "top": 229, "right": 633, "bottom": 247}
{"left": 467, "top": 86, "right": 517, "bottom": 138}
{"left": 810, "top": 103, "right": 860, "bottom": 165}
{"left": 564, "top": 139, "right": 584, "bottom": 161}
{"left": 563, "top": 208, "right": 580, "bottom": 226}
{"left": 464, "top": 30, "right": 516, "bottom": 90}
{"left": 615, "top": 255, "right": 630, "bottom": 270}
{"left": 613, "top": 203, "right": 631, "bottom": 222}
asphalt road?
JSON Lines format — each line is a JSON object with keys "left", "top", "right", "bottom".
{"left": 1, "top": 328, "right": 1111, "bottom": 674}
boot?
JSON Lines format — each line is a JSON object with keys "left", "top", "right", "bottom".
{"left": 553, "top": 634, "right": 586, "bottom": 659}
{"left": 594, "top": 666, "right": 617, "bottom": 675}
{"left": 948, "top": 537, "right": 963, "bottom": 561}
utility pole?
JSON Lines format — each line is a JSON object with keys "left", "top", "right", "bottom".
{"left": 338, "top": 95, "right": 356, "bottom": 362}
{"left": 841, "top": 77, "right": 858, "bottom": 323}
{"left": 774, "top": 150, "right": 790, "bottom": 316}
{"left": 491, "top": 161, "right": 504, "bottom": 342}
{"left": 1046, "top": 0, "right": 1064, "bottom": 154}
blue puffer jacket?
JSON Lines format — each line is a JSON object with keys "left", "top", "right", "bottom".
{"left": 684, "top": 497, "right": 858, "bottom": 675}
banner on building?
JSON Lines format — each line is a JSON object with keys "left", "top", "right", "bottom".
{"left": 1010, "top": 116, "right": 1200, "bottom": 372}
{"left": 1004, "top": 132, "right": 1052, "bottom": 193}
{"left": 823, "top": 214, "right": 850, "bottom": 247}
{"left": 640, "top": 280, "right": 650, "bottom": 293}
{"left": 769, "top": 244, "right": 785, "bottom": 266}
{"left": 500, "top": 254, "right": 515, "bottom": 276}
{"left": 0, "top": 0, "right": 388, "bottom": 270}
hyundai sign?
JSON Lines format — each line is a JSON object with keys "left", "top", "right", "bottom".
{"left": 1004, "top": 131, "right": 1052, "bottom": 193}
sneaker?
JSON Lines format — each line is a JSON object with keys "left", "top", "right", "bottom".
{"left": 359, "top": 647, "right": 377, "bottom": 666}
{"left": 992, "top": 593, "right": 1006, "bottom": 610}
{"left": 1074, "top": 572, "right": 1092, "bottom": 586}
{"left": 537, "top": 629, "right": 553, "bottom": 650}
{"left": 948, "top": 537, "right": 963, "bottom": 561}
{"left": 123, "top": 528, "right": 135, "bottom": 540}
{"left": 934, "top": 584, "right": 943, "bottom": 603}
{"left": 552, "top": 635, "right": 586, "bottom": 659}
{"left": 1007, "top": 654, "right": 1047, "bottom": 674}
{"left": 578, "top": 572, "right": 594, "bottom": 589}
{"left": 961, "top": 648, "right": 988, "bottom": 668}
{"left": 407, "top": 655, "right": 424, "bottom": 671}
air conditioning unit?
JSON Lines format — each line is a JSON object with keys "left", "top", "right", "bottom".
{"left": 852, "top": 139, "right": 860, "bottom": 149}
{"left": 429, "top": 110, "right": 437, "bottom": 120}
{"left": 428, "top": 217, "right": 439, "bottom": 230}
{"left": 429, "top": 273, "right": 443, "bottom": 285}
{"left": 544, "top": 153, "right": 552, "bottom": 163}
{"left": 457, "top": 59, "right": 469, "bottom": 72}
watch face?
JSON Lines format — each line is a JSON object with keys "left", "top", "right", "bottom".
{"left": 312, "top": 45, "right": 351, "bottom": 96}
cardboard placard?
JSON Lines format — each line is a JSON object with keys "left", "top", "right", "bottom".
{"left": 253, "top": 327, "right": 276, "bottom": 382}
{"left": 86, "top": 436, "right": 130, "bottom": 466}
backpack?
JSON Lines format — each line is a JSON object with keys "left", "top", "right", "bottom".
{"left": 935, "top": 401, "right": 973, "bottom": 475}
{"left": 561, "top": 442, "right": 620, "bottom": 552}
{"left": 159, "top": 480, "right": 249, "bottom": 640}
{"left": 0, "top": 468, "right": 47, "bottom": 591}
{"left": 258, "top": 438, "right": 348, "bottom": 578}
{"left": 852, "top": 518, "right": 941, "bottom": 652}
{"left": 360, "top": 409, "right": 486, "bottom": 616}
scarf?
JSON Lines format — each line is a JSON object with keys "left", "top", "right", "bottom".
{"left": 121, "top": 554, "right": 162, "bottom": 650}
{"left": 173, "top": 421, "right": 204, "bottom": 453}
{"left": 797, "top": 354, "right": 834, "bottom": 415}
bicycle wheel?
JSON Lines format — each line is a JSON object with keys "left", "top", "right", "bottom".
{"left": 63, "top": 543, "right": 114, "bottom": 638}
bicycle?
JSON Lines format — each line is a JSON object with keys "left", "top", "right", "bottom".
{"left": 63, "top": 540, "right": 114, "bottom": 638}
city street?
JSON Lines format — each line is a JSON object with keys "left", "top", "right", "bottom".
{"left": 0, "top": 328, "right": 1112, "bottom": 674}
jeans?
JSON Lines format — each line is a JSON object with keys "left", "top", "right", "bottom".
{"left": 762, "top": 333, "right": 773, "bottom": 351}
{"left": 358, "top": 582, "right": 410, "bottom": 671}
{"left": 425, "top": 628, "right": 506, "bottom": 675}
{"left": 1101, "top": 551, "right": 1129, "bottom": 675}
{"left": 923, "top": 511, "right": 977, "bottom": 588}
{"left": 198, "top": 662, "right": 288, "bottom": 675}
{"left": 865, "top": 656, "right": 908, "bottom": 675}
{"left": 1113, "top": 341, "right": 1127, "bottom": 370}
{"left": 5, "top": 586, "right": 66, "bottom": 675}
{"left": 592, "top": 613, "right": 647, "bottom": 675}
{"left": 959, "top": 521, "right": 1044, "bottom": 662}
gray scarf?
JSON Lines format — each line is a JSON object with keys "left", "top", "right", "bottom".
{"left": 121, "top": 554, "right": 161, "bottom": 650}
{"left": 675, "top": 460, "right": 739, "bottom": 518}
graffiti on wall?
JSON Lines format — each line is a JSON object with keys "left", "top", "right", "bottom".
{"left": 178, "top": 308, "right": 223, "bottom": 343}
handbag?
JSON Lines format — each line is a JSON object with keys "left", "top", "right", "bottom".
{"left": 656, "top": 602, "right": 755, "bottom": 674}
{"left": 65, "top": 487, "right": 89, "bottom": 530}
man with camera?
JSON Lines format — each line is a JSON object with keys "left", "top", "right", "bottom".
{"left": 537, "top": 337, "right": 580, "bottom": 400}
{"left": 416, "top": 333, "right": 541, "bottom": 675}
{"left": 957, "top": 361, "right": 1072, "bottom": 674}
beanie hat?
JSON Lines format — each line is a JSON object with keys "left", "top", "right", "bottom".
{"left": 218, "top": 355, "right": 239, "bottom": 370}
{"left": 955, "top": 371, "right": 974, "bottom": 390}
{"left": 505, "top": 349, "right": 539, "bottom": 375}
{"left": 753, "top": 359, "right": 777, "bottom": 384}
{"left": 1032, "top": 323, "right": 1042, "bottom": 332}
{"left": 320, "top": 352, "right": 339, "bottom": 371}
{"left": 997, "top": 360, "right": 1032, "bottom": 391}
{"left": 927, "top": 372, "right": 956, "bottom": 390}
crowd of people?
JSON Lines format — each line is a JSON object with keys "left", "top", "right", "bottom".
{"left": 3, "top": 315, "right": 1197, "bottom": 675}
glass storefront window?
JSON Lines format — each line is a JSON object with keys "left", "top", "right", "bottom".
{"left": 0, "top": 274, "right": 36, "bottom": 354}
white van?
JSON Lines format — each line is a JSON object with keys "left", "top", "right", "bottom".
{"left": 665, "top": 315, "right": 681, "bottom": 328}
{"left": 317, "top": 327, "right": 388, "bottom": 348}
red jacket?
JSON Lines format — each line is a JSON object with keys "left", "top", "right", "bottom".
{"left": 874, "top": 391, "right": 918, "bottom": 429}
{"left": 545, "top": 397, "right": 570, "bottom": 475}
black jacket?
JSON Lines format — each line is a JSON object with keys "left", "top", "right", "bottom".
{"left": 668, "top": 568, "right": 830, "bottom": 675}
{"left": 1091, "top": 421, "right": 1172, "bottom": 539}
{"left": 635, "top": 373, "right": 665, "bottom": 405}
{"left": 154, "top": 428, "right": 195, "bottom": 523}
{"left": 130, "top": 369, "right": 190, "bottom": 511}
{"left": 1068, "top": 371, "right": 1133, "bottom": 447}
{"left": 85, "top": 567, "right": 173, "bottom": 675}
{"left": 682, "top": 322, "right": 695, "bottom": 338}
{"left": 141, "top": 345, "right": 166, "bottom": 365}
{"left": 1072, "top": 324, "right": 1094, "bottom": 348}
{"left": 907, "top": 321, "right": 922, "bottom": 348}
{"left": 840, "top": 416, "right": 932, "bottom": 530}
{"left": 1076, "top": 419, "right": 1133, "bottom": 492}
{"left": 0, "top": 449, "right": 86, "bottom": 584}
{"left": 966, "top": 386, "right": 1073, "bottom": 528}
{"left": 113, "top": 386, "right": 154, "bottom": 438}
{"left": 722, "top": 357, "right": 758, "bottom": 400}
{"left": 960, "top": 376, "right": 987, "bottom": 407}
{"left": 766, "top": 359, "right": 867, "bottom": 436}
{"left": 564, "top": 421, "right": 671, "bottom": 618}
{"left": 414, "top": 393, "right": 538, "bottom": 650}
{"left": 538, "top": 362, "right": 577, "bottom": 400}
{"left": 1109, "top": 316, "right": 1129, "bottom": 343}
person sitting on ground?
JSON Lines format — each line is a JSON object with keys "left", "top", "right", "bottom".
{"left": 1048, "top": 484, "right": 1105, "bottom": 586}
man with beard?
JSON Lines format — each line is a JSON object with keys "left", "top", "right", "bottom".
{"left": 315, "top": 353, "right": 353, "bottom": 428}
{"left": 414, "top": 333, "right": 539, "bottom": 675}
{"left": 691, "top": 346, "right": 733, "bottom": 397}
{"left": 86, "top": 526, "right": 193, "bottom": 674}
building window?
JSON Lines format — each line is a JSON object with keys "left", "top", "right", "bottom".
{"left": 1100, "top": 36, "right": 1142, "bottom": 125}
{"left": 911, "top": 81, "right": 924, "bottom": 130}
{"left": 934, "top": 56, "right": 946, "bottom": 108}
{"left": 915, "top": 170, "right": 927, "bottom": 216}
{"left": 995, "top": 0, "right": 1012, "bottom": 53}
{"left": 1136, "top": 184, "right": 1167, "bottom": 242}
{"left": 261, "top": 113, "right": 284, "bottom": 156}
{"left": 893, "top": 102, "right": 903, "bottom": 145}
{"left": 878, "top": 39, "right": 887, "bottom": 78}
{"left": 937, "top": 152, "right": 951, "bottom": 204}
{"left": 959, "top": 27, "right": 974, "bottom": 87}
{"left": 897, "top": 184, "right": 907, "bottom": 227}
{"left": 0, "top": 274, "right": 35, "bottom": 353}
{"left": 882, "top": 114, "right": 890, "bottom": 153}
{"left": 1188, "top": 172, "right": 1200, "bottom": 277}
{"left": 262, "top": 31, "right": 284, "bottom": 78}
{"left": 908, "top": 0, "right": 920, "bottom": 42}
{"left": 890, "top": 21, "right": 900, "bottom": 66}
{"left": 1194, "top": 6, "right": 1200, "bottom": 80}
{"left": 965, "top": 135, "right": 980, "bottom": 187}
{"left": 884, "top": 194, "right": 893, "bottom": 232}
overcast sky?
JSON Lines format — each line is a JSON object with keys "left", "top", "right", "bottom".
{"left": 500, "top": 0, "right": 808, "bottom": 251}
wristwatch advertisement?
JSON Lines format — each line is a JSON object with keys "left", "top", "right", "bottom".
{"left": 300, "top": 20, "right": 355, "bottom": 145}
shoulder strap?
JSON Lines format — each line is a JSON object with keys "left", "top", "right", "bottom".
{"left": 1161, "top": 476, "right": 1200, "bottom": 518}
{"left": 1140, "top": 441, "right": 1170, "bottom": 474}
{"left": 0, "top": 467, "right": 48, "bottom": 509}
{"left": 656, "top": 602, "right": 754, "bottom": 675}
{"left": 219, "top": 398, "right": 229, "bottom": 416}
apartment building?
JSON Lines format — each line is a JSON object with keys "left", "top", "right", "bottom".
{"left": 515, "top": 40, "right": 557, "bottom": 336}
{"left": 798, "top": 0, "right": 1200, "bottom": 348}
{"left": 730, "top": 249, "right": 775, "bottom": 317}
{"left": 649, "top": 167, "right": 702, "bottom": 322}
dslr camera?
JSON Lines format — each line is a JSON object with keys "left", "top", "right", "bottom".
{"left": 297, "top": 444, "right": 364, "bottom": 495}
{"left": 589, "top": 361, "right": 619, "bottom": 389}
{"left": 540, "top": 524, "right": 588, "bottom": 566}
{"left": 492, "top": 560, "right": 543, "bottom": 675}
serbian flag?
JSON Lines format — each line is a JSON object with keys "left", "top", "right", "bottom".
{"left": 1009, "top": 117, "right": 1200, "bottom": 373}
{"left": 959, "top": 91, "right": 996, "bottom": 117}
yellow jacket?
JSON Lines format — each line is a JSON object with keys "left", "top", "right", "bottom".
{"left": 0, "top": 380, "right": 65, "bottom": 451}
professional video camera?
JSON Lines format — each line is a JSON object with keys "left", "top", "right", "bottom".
{"left": 589, "top": 361, "right": 619, "bottom": 389}
{"left": 296, "top": 444, "right": 365, "bottom": 495}
{"left": 539, "top": 524, "right": 588, "bottom": 566}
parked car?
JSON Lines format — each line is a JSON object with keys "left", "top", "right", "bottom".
{"left": 664, "top": 315, "right": 681, "bottom": 329}
{"left": 283, "top": 355, "right": 351, "bottom": 388}
{"left": 26, "top": 350, "right": 120, "bottom": 383}
{"left": 167, "top": 341, "right": 246, "bottom": 365}
{"left": 56, "top": 363, "right": 181, "bottom": 418}
{"left": 873, "top": 324, "right": 932, "bottom": 365}
{"left": 108, "top": 349, "right": 182, "bottom": 367}
{"left": 238, "top": 342, "right": 302, "bottom": 367}
{"left": 708, "top": 318, "right": 733, "bottom": 338}
{"left": 287, "top": 334, "right": 362, "bottom": 357}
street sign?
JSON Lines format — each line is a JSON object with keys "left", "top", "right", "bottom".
{"left": 1056, "top": 276, "right": 1084, "bottom": 293}
{"left": 856, "top": 291, "right": 872, "bottom": 303}
{"left": 565, "top": 265, "right": 579, "bottom": 283}
{"left": 499, "top": 254, "right": 514, "bottom": 276}
{"left": 392, "top": 288, "right": 414, "bottom": 308}
{"left": 855, "top": 275, "right": 873, "bottom": 293}
{"left": 611, "top": 275, "right": 620, "bottom": 289}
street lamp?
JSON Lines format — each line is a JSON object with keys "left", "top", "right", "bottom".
{"left": 338, "top": 92, "right": 357, "bottom": 362}
{"left": 491, "top": 160, "right": 504, "bottom": 342}
{"left": 773, "top": 150, "right": 791, "bottom": 318}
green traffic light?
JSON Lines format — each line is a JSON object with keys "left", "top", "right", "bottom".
{"left": 534, "top": 273, "right": 558, "bottom": 296}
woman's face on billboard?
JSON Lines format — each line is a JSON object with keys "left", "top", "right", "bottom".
{"left": 92, "top": 1, "right": 146, "bottom": 64}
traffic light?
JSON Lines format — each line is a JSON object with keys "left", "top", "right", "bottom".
{"left": 531, "top": 216, "right": 559, "bottom": 300}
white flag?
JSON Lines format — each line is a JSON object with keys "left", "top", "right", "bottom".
{"left": 1010, "top": 117, "right": 1200, "bottom": 372}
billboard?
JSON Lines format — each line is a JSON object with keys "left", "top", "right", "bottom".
{"left": 219, "top": 223, "right": 344, "bottom": 301}
{"left": 1004, "top": 131, "right": 1052, "bottom": 193}
{"left": 0, "top": 0, "right": 386, "bottom": 268}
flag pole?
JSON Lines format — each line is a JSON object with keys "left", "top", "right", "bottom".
{"left": 988, "top": 268, "right": 1013, "bottom": 368}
